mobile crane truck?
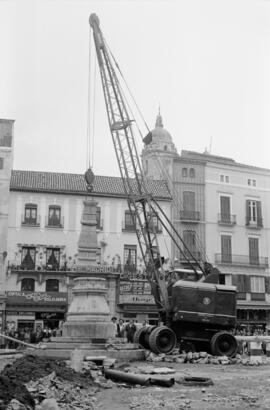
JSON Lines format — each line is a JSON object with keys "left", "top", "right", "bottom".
{"left": 89, "top": 13, "right": 238, "bottom": 357}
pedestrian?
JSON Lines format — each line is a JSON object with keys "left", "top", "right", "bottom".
{"left": 117, "top": 319, "right": 125, "bottom": 338}
{"left": 125, "top": 320, "right": 137, "bottom": 343}
{"left": 111, "top": 317, "right": 118, "bottom": 337}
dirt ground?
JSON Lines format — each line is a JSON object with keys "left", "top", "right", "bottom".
{"left": 97, "top": 361, "right": 270, "bottom": 410}
{"left": 1, "top": 356, "right": 270, "bottom": 409}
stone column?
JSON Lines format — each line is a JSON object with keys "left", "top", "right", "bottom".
{"left": 77, "top": 199, "right": 98, "bottom": 267}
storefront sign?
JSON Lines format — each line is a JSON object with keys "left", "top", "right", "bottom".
{"left": 35, "top": 312, "right": 64, "bottom": 320}
{"left": 120, "top": 280, "right": 152, "bottom": 295}
{"left": 6, "top": 291, "right": 67, "bottom": 306}
{"left": 119, "top": 294, "right": 155, "bottom": 304}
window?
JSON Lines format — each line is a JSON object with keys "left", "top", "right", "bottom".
{"left": 46, "top": 247, "right": 60, "bottom": 270}
{"left": 21, "top": 247, "right": 36, "bottom": 270}
{"left": 189, "top": 168, "right": 195, "bottom": 178}
{"left": 183, "top": 230, "right": 197, "bottom": 257}
{"left": 183, "top": 191, "right": 195, "bottom": 211}
{"left": 220, "top": 175, "right": 229, "bottom": 183}
{"left": 164, "top": 145, "right": 167, "bottom": 151}
{"left": 48, "top": 205, "right": 61, "bottom": 226}
{"left": 0, "top": 134, "right": 12, "bottom": 147}
{"left": 21, "top": 278, "right": 35, "bottom": 291}
{"left": 220, "top": 196, "right": 231, "bottom": 223}
{"left": 148, "top": 213, "right": 161, "bottom": 233}
{"left": 0, "top": 158, "right": 3, "bottom": 169}
{"left": 246, "top": 200, "right": 262, "bottom": 227}
{"left": 249, "top": 237, "right": 259, "bottom": 265}
{"left": 250, "top": 276, "right": 265, "bottom": 293}
{"left": 96, "top": 207, "right": 102, "bottom": 229}
{"left": 124, "top": 210, "right": 136, "bottom": 231}
{"left": 248, "top": 179, "right": 256, "bottom": 187}
{"left": 124, "top": 245, "right": 137, "bottom": 273}
{"left": 46, "top": 279, "right": 59, "bottom": 292}
{"left": 221, "top": 235, "right": 232, "bottom": 263}
{"left": 23, "top": 204, "right": 38, "bottom": 225}
{"left": 182, "top": 168, "right": 188, "bottom": 177}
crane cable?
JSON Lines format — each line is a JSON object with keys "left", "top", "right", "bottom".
{"left": 86, "top": 26, "right": 97, "bottom": 170}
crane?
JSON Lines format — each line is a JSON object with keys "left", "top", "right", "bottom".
{"left": 89, "top": 14, "right": 238, "bottom": 356}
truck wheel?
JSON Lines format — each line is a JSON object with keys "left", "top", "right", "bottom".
{"left": 133, "top": 326, "right": 156, "bottom": 349}
{"left": 210, "top": 331, "right": 238, "bottom": 357}
{"left": 148, "top": 326, "right": 177, "bottom": 354}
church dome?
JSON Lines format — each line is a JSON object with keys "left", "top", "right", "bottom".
{"left": 143, "top": 112, "right": 177, "bottom": 154}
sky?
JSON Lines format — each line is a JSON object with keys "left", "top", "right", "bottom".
{"left": 0, "top": 0, "right": 269, "bottom": 177}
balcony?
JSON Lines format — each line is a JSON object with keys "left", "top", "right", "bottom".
{"left": 179, "top": 250, "right": 202, "bottom": 262}
{"left": 180, "top": 210, "right": 200, "bottom": 222}
{"left": 246, "top": 217, "right": 263, "bottom": 229}
{"left": 218, "top": 213, "right": 236, "bottom": 226}
{"left": 122, "top": 220, "right": 136, "bottom": 232}
{"left": 45, "top": 215, "right": 64, "bottom": 228}
{"left": 21, "top": 214, "right": 40, "bottom": 227}
{"left": 215, "top": 253, "right": 268, "bottom": 268}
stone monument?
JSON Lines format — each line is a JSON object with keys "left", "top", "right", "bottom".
{"left": 62, "top": 168, "right": 115, "bottom": 341}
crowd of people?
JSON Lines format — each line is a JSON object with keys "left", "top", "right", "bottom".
{"left": 111, "top": 317, "right": 146, "bottom": 342}
{"left": 1, "top": 324, "right": 64, "bottom": 349}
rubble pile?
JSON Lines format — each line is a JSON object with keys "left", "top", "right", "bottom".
{"left": 0, "top": 355, "right": 97, "bottom": 410}
{"left": 145, "top": 350, "right": 266, "bottom": 366}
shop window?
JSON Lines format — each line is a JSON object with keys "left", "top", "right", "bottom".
{"left": 21, "top": 278, "right": 35, "bottom": 291}
{"left": 23, "top": 203, "right": 38, "bottom": 225}
{"left": 21, "top": 247, "right": 36, "bottom": 270}
{"left": 46, "top": 279, "right": 59, "bottom": 292}
{"left": 46, "top": 248, "right": 60, "bottom": 270}
{"left": 48, "top": 205, "right": 61, "bottom": 227}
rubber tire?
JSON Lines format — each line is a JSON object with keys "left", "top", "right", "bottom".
{"left": 133, "top": 327, "right": 147, "bottom": 347}
{"left": 148, "top": 326, "right": 177, "bottom": 354}
{"left": 210, "top": 331, "right": 238, "bottom": 357}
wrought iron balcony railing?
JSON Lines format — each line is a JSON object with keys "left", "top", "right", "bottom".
{"left": 245, "top": 217, "right": 263, "bottom": 228}
{"left": 215, "top": 253, "right": 268, "bottom": 268}
{"left": 180, "top": 210, "right": 200, "bottom": 222}
{"left": 218, "top": 213, "right": 236, "bottom": 226}
{"left": 21, "top": 214, "right": 41, "bottom": 227}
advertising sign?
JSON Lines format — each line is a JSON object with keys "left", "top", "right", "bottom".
{"left": 119, "top": 280, "right": 154, "bottom": 304}
{"left": 6, "top": 291, "right": 68, "bottom": 306}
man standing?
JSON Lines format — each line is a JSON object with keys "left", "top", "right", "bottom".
{"left": 125, "top": 320, "right": 137, "bottom": 343}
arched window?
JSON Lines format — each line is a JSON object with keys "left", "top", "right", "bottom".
{"left": 21, "top": 278, "right": 35, "bottom": 291}
{"left": 189, "top": 168, "right": 195, "bottom": 178}
{"left": 46, "top": 279, "right": 59, "bottom": 292}
{"left": 182, "top": 168, "right": 188, "bottom": 177}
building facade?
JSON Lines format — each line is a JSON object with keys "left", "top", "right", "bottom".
{"left": 0, "top": 119, "right": 14, "bottom": 330}
{"left": 5, "top": 170, "right": 172, "bottom": 330}
{"left": 142, "top": 116, "right": 270, "bottom": 332}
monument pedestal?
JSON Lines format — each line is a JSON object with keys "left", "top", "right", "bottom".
{"left": 62, "top": 276, "right": 114, "bottom": 342}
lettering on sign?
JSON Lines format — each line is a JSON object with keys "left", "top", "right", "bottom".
{"left": 7, "top": 291, "right": 67, "bottom": 303}
{"left": 119, "top": 294, "right": 155, "bottom": 304}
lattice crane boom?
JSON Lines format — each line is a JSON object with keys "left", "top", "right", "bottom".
{"left": 89, "top": 13, "right": 170, "bottom": 316}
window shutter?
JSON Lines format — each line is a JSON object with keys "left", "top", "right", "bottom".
{"left": 220, "top": 196, "right": 230, "bottom": 216}
{"left": 221, "top": 235, "right": 232, "bottom": 262}
{"left": 244, "top": 275, "right": 251, "bottom": 292}
{"left": 265, "top": 277, "right": 270, "bottom": 294}
{"left": 249, "top": 238, "right": 259, "bottom": 264}
{"left": 246, "top": 200, "right": 250, "bottom": 225}
{"left": 257, "top": 201, "right": 262, "bottom": 227}
{"left": 183, "top": 191, "right": 195, "bottom": 211}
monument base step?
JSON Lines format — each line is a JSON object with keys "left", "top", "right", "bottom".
{"left": 26, "top": 347, "right": 146, "bottom": 362}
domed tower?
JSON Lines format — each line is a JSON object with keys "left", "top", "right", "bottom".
{"left": 141, "top": 111, "right": 179, "bottom": 180}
